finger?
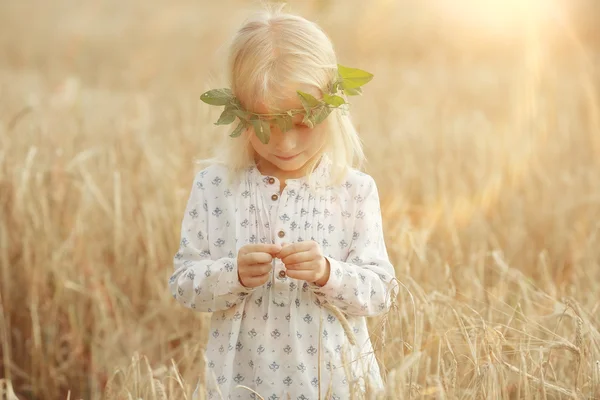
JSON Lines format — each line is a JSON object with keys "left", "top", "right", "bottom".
{"left": 241, "top": 244, "right": 282, "bottom": 256}
{"left": 284, "top": 269, "right": 318, "bottom": 282}
{"left": 281, "top": 250, "right": 315, "bottom": 266}
{"left": 278, "top": 241, "right": 311, "bottom": 258}
{"left": 247, "top": 263, "right": 272, "bottom": 276}
{"left": 241, "top": 252, "right": 273, "bottom": 265}
{"left": 239, "top": 263, "right": 271, "bottom": 278}
{"left": 240, "top": 243, "right": 282, "bottom": 256}
{"left": 284, "top": 261, "right": 315, "bottom": 271}
{"left": 263, "top": 243, "right": 283, "bottom": 255}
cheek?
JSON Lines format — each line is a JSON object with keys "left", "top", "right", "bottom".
{"left": 248, "top": 133, "right": 269, "bottom": 154}
{"left": 301, "top": 127, "right": 326, "bottom": 150}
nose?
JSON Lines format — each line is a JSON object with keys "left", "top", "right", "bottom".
{"left": 272, "top": 127, "right": 297, "bottom": 152}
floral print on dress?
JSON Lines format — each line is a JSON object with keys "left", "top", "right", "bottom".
{"left": 169, "top": 156, "right": 398, "bottom": 399}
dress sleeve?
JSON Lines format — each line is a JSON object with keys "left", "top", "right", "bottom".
{"left": 309, "top": 176, "right": 398, "bottom": 317}
{"left": 168, "top": 169, "right": 252, "bottom": 312}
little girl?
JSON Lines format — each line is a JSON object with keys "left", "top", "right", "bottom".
{"left": 169, "top": 6, "right": 398, "bottom": 400}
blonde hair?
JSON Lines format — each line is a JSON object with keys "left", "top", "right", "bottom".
{"left": 206, "top": 4, "right": 365, "bottom": 185}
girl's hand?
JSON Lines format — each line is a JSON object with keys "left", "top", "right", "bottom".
{"left": 278, "top": 241, "right": 331, "bottom": 286}
{"left": 237, "top": 244, "right": 282, "bottom": 288}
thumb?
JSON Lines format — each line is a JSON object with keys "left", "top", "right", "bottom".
{"left": 266, "top": 243, "right": 282, "bottom": 255}
{"left": 279, "top": 242, "right": 293, "bottom": 253}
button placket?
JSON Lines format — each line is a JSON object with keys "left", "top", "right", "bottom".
{"left": 268, "top": 176, "right": 280, "bottom": 204}
{"left": 271, "top": 187, "right": 290, "bottom": 306}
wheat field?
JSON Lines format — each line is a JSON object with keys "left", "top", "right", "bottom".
{"left": 1, "top": 0, "right": 599, "bottom": 399}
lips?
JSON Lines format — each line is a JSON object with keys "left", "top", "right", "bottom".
{"left": 275, "top": 154, "right": 299, "bottom": 161}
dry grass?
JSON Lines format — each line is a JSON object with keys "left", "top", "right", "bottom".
{"left": 1, "top": 0, "right": 599, "bottom": 399}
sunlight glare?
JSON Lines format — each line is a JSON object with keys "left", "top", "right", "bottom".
{"left": 437, "top": 0, "right": 560, "bottom": 36}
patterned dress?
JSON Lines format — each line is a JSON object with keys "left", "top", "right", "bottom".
{"left": 169, "top": 156, "right": 398, "bottom": 400}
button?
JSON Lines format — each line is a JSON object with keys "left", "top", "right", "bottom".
{"left": 278, "top": 230, "right": 285, "bottom": 238}
{"left": 268, "top": 177, "right": 275, "bottom": 185}
{"left": 271, "top": 194, "right": 279, "bottom": 201}
{"left": 278, "top": 270, "right": 286, "bottom": 278}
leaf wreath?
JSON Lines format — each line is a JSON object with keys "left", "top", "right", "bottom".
{"left": 200, "top": 64, "right": 373, "bottom": 144}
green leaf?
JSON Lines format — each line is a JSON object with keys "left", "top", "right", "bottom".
{"left": 232, "top": 109, "right": 248, "bottom": 121}
{"left": 322, "top": 93, "right": 345, "bottom": 107}
{"left": 215, "top": 106, "right": 236, "bottom": 125}
{"left": 331, "top": 80, "right": 342, "bottom": 93}
{"left": 338, "top": 64, "right": 373, "bottom": 90}
{"left": 297, "top": 91, "right": 320, "bottom": 112}
{"left": 276, "top": 115, "right": 293, "bottom": 133}
{"left": 200, "top": 88, "right": 233, "bottom": 106}
{"left": 344, "top": 87, "right": 363, "bottom": 96}
{"left": 230, "top": 97, "right": 243, "bottom": 108}
{"left": 302, "top": 113, "right": 314, "bottom": 129}
{"left": 251, "top": 119, "right": 271, "bottom": 144}
{"left": 302, "top": 113, "right": 313, "bottom": 128}
{"left": 229, "top": 121, "right": 245, "bottom": 138}
{"left": 313, "top": 106, "right": 332, "bottom": 124}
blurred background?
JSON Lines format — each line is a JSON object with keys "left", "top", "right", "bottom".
{"left": 1, "top": 0, "right": 599, "bottom": 399}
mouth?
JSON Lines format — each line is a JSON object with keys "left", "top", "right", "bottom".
{"left": 274, "top": 154, "right": 299, "bottom": 161}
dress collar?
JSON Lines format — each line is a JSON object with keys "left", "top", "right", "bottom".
{"left": 247, "top": 154, "right": 332, "bottom": 189}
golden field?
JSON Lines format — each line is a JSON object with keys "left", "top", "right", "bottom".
{"left": 1, "top": 0, "right": 599, "bottom": 399}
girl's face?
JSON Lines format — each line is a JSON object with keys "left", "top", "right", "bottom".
{"left": 246, "top": 86, "right": 327, "bottom": 178}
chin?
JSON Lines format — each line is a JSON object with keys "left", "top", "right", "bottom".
{"left": 271, "top": 157, "right": 307, "bottom": 172}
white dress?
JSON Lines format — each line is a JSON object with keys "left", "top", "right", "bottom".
{"left": 169, "top": 156, "right": 398, "bottom": 400}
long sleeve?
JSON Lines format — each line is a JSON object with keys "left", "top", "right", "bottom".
{"left": 309, "top": 176, "right": 398, "bottom": 317}
{"left": 168, "top": 169, "right": 252, "bottom": 312}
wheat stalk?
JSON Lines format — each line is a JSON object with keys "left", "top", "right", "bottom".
{"left": 323, "top": 303, "right": 356, "bottom": 346}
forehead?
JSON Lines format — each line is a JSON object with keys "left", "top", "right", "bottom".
{"left": 245, "top": 84, "right": 320, "bottom": 115}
